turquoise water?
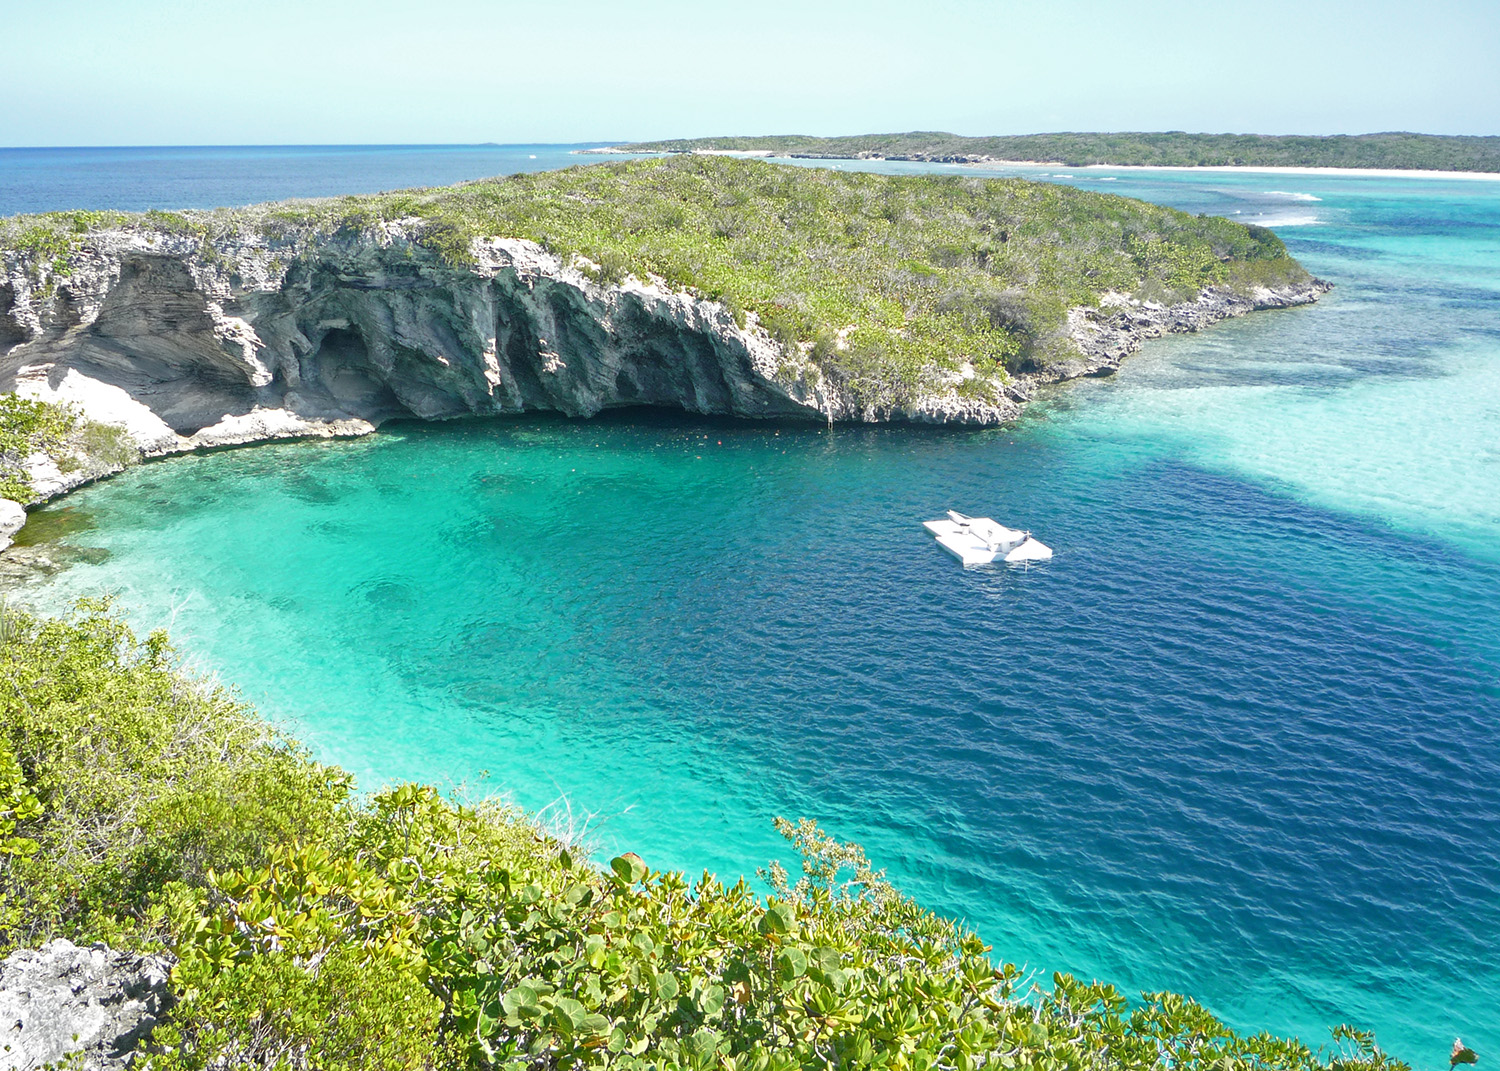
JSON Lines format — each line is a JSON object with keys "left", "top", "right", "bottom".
{"left": 11, "top": 154, "right": 1500, "bottom": 1067}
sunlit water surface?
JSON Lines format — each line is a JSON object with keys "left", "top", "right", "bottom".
{"left": 9, "top": 150, "right": 1500, "bottom": 1067}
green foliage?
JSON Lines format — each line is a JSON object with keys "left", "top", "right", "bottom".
{"left": 1, "top": 210, "right": 131, "bottom": 273}
{"left": 1224, "top": 254, "right": 1313, "bottom": 294}
{"left": 423, "top": 217, "right": 477, "bottom": 266}
{"left": 0, "top": 393, "right": 140, "bottom": 501}
{"left": 1, "top": 605, "right": 1409, "bottom": 1071}
{"left": 181, "top": 842, "right": 424, "bottom": 971}
{"left": 142, "top": 210, "right": 209, "bottom": 238}
{"left": 0, "top": 747, "right": 43, "bottom": 859}
{"left": 622, "top": 132, "right": 1500, "bottom": 172}
{"left": 174, "top": 794, "right": 1413, "bottom": 1071}
{"left": 580, "top": 249, "right": 635, "bottom": 287}
{"left": 153, "top": 946, "right": 445, "bottom": 1071}
{"left": 0, "top": 393, "right": 77, "bottom": 501}
{"left": 0, "top": 600, "right": 352, "bottom": 950}
{"left": 75, "top": 419, "right": 141, "bottom": 470}
{"left": 157, "top": 780, "right": 572, "bottom": 1068}
{"left": 165, "top": 841, "right": 440, "bottom": 1070}
{"left": 9, "top": 225, "right": 73, "bottom": 262}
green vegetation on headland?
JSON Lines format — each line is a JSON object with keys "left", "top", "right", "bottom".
{"left": 0, "top": 601, "right": 1410, "bottom": 1071}
{"left": 0, "top": 393, "right": 136, "bottom": 502}
{"left": 613, "top": 132, "right": 1500, "bottom": 173}
{"left": 2, "top": 157, "right": 1308, "bottom": 410}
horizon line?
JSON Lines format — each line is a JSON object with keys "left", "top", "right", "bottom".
{"left": 4, "top": 130, "right": 1500, "bottom": 151}
{"left": 0, "top": 142, "right": 618, "bottom": 152}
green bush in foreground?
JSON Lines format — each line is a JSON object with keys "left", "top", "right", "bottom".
{"left": 0, "top": 600, "right": 351, "bottom": 947}
{"left": 0, "top": 603, "right": 1407, "bottom": 1071}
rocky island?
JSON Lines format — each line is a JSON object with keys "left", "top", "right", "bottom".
{"left": 1, "top": 155, "right": 1322, "bottom": 508}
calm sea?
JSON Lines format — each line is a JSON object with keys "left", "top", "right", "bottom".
{"left": 0, "top": 144, "right": 637, "bottom": 216}
{"left": 6, "top": 146, "right": 1498, "bottom": 1068}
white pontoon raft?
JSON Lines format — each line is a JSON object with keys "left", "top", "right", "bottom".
{"left": 923, "top": 511, "right": 1053, "bottom": 566}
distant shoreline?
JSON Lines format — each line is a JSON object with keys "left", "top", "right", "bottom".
{"left": 1068, "top": 162, "right": 1500, "bottom": 181}
{"left": 590, "top": 131, "right": 1500, "bottom": 177}
{"left": 579, "top": 147, "right": 1500, "bottom": 181}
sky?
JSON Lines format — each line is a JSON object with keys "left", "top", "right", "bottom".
{"left": 3, "top": 0, "right": 1498, "bottom": 146}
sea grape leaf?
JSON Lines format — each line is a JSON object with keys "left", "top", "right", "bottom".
{"left": 610, "top": 852, "right": 648, "bottom": 884}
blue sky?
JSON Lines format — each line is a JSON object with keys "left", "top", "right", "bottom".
{"left": 4, "top": 0, "right": 1498, "bottom": 146}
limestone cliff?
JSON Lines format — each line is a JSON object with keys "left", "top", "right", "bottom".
{"left": 0, "top": 218, "right": 1324, "bottom": 501}
{"left": 1, "top": 223, "right": 1026, "bottom": 499}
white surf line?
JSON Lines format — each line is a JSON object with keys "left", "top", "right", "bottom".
{"left": 579, "top": 149, "right": 1500, "bottom": 181}
{"left": 1072, "top": 163, "right": 1500, "bottom": 181}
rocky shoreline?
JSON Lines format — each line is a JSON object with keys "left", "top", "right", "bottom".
{"left": 1036, "top": 278, "right": 1332, "bottom": 384}
{"left": 0, "top": 221, "right": 1327, "bottom": 524}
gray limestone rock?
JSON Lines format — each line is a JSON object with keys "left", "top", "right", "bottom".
{"left": 0, "top": 940, "right": 172, "bottom": 1071}
{"left": 1042, "top": 280, "right": 1334, "bottom": 384}
{"left": 0, "top": 218, "right": 1328, "bottom": 506}
{"left": 0, "top": 499, "right": 24, "bottom": 552}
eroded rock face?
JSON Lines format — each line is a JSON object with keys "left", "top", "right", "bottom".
{"left": 2, "top": 227, "right": 951, "bottom": 489}
{"left": 0, "top": 940, "right": 172, "bottom": 1071}
{"left": 0, "top": 222, "right": 1327, "bottom": 503}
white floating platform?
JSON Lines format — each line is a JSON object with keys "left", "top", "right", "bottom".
{"left": 923, "top": 511, "right": 1053, "bottom": 566}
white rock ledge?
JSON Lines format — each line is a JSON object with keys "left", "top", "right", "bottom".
{"left": 0, "top": 498, "right": 24, "bottom": 552}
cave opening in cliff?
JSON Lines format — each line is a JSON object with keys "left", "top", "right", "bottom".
{"left": 309, "top": 326, "right": 414, "bottom": 419}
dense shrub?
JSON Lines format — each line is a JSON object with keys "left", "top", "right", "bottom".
{"left": 624, "top": 132, "right": 1500, "bottom": 173}
{"left": 0, "top": 393, "right": 141, "bottom": 502}
{"left": 0, "top": 394, "right": 77, "bottom": 501}
{"left": 0, "top": 600, "right": 351, "bottom": 949}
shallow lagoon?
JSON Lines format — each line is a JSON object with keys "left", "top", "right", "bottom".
{"left": 11, "top": 152, "right": 1500, "bottom": 1066}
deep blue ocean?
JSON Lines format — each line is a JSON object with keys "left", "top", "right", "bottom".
{"left": 0, "top": 144, "right": 644, "bottom": 216}
{"left": 5, "top": 146, "right": 1498, "bottom": 1068}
